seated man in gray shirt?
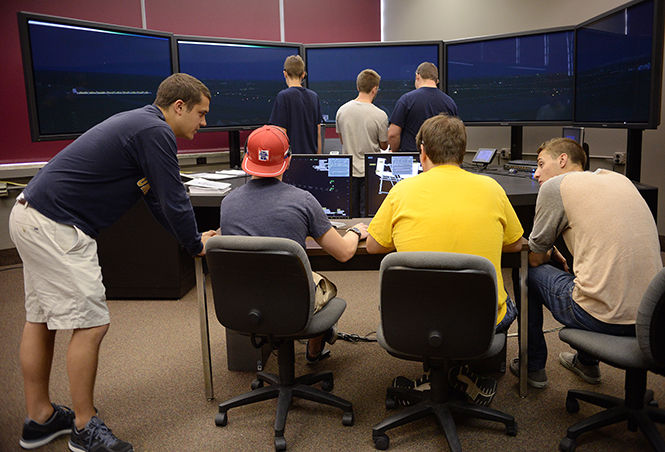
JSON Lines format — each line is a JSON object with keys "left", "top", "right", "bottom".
{"left": 220, "top": 125, "right": 368, "bottom": 361}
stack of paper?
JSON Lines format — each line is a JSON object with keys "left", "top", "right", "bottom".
{"left": 185, "top": 178, "right": 232, "bottom": 196}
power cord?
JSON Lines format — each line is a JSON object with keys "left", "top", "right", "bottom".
{"left": 336, "top": 331, "right": 377, "bottom": 343}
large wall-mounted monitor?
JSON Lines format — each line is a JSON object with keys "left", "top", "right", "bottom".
{"left": 18, "top": 12, "right": 175, "bottom": 141}
{"left": 574, "top": 0, "right": 663, "bottom": 128}
{"left": 364, "top": 152, "right": 422, "bottom": 217}
{"left": 445, "top": 28, "right": 574, "bottom": 125}
{"left": 282, "top": 154, "right": 352, "bottom": 219}
{"left": 304, "top": 42, "right": 442, "bottom": 123}
{"left": 176, "top": 36, "right": 301, "bottom": 130}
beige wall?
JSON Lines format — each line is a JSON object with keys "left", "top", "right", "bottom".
{"left": 383, "top": 0, "right": 665, "bottom": 234}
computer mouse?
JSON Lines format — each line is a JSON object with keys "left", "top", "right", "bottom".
{"left": 508, "top": 168, "right": 517, "bottom": 174}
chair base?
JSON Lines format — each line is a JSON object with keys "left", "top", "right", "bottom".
{"left": 560, "top": 368, "right": 665, "bottom": 452}
{"left": 372, "top": 367, "right": 516, "bottom": 451}
{"left": 215, "top": 340, "right": 353, "bottom": 451}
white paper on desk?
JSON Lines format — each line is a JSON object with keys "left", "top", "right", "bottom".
{"left": 188, "top": 185, "right": 231, "bottom": 195}
{"left": 186, "top": 172, "right": 235, "bottom": 180}
{"left": 216, "top": 169, "right": 247, "bottom": 176}
{"left": 184, "top": 178, "right": 232, "bottom": 190}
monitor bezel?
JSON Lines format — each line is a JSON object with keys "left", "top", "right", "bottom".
{"left": 572, "top": 0, "right": 663, "bottom": 129}
{"left": 364, "top": 152, "right": 421, "bottom": 217}
{"left": 443, "top": 26, "right": 576, "bottom": 127}
{"left": 283, "top": 153, "right": 353, "bottom": 219}
{"left": 303, "top": 40, "right": 444, "bottom": 125}
{"left": 174, "top": 34, "right": 303, "bottom": 132}
{"left": 18, "top": 11, "right": 177, "bottom": 142}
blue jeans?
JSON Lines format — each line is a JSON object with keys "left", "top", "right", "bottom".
{"left": 496, "top": 296, "right": 517, "bottom": 334}
{"left": 524, "top": 264, "right": 635, "bottom": 371}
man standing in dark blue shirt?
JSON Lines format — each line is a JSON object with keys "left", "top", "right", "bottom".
{"left": 9, "top": 73, "right": 216, "bottom": 452}
{"left": 269, "top": 55, "right": 323, "bottom": 154}
{"left": 388, "top": 62, "right": 458, "bottom": 152}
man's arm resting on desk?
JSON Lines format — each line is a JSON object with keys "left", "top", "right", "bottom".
{"left": 502, "top": 236, "right": 527, "bottom": 254}
{"left": 315, "top": 222, "right": 368, "bottom": 262}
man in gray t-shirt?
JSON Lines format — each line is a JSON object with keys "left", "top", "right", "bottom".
{"left": 336, "top": 69, "right": 388, "bottom": 217}
{"left": 220, "top": 125, "right": 368, "bottom": 361}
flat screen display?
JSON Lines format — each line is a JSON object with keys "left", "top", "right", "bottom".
{"left": 177, "top": 38, "right": 300, "bottom": 130}
{"left": 282, "top": 154, "right": 352, "bottom": 219}
{"left": 305, "top": 43, "right": 441, "bottom": 123}
{"left": 19, "top": 13, "right": 174, "bottom": 141}
{"left": 575, "top": 0, "right": 661, "bottom": 127}
{"left": 364, "top": 152, "right": 422, "bottom": 216}
{"left": 562, "top": 126, "right": 584, "bottom": 143}
{"left": 446, "top": 30, "right": 574, "bottom": 124}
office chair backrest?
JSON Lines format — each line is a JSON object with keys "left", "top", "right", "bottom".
{"left": 636, "top": 267, "right": 665, "bottom": 366}
{"left": 379, "top": 251, "right": 498, "bottom": 360}
{"left": 206, "top": 235, "right": 315, "bottom": 335}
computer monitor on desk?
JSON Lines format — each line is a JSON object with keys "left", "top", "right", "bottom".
{"left": 562, "top": 127, "right": 589, "bottom": 170}
{"left": 282, "top": 154, "right": 352, "bottom": 219}
{"left": 364, "top": 153, "right": 422, "bottom": 216}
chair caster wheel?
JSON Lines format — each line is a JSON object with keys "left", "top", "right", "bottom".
{"left": 385, "top": 395, "right": 397, "bottom": 410}
{"left": 565, "top": 396, "right": 580, "bottom": 413}
{"left": 321, "top": 378, "right": 334, "bottom": 392}
{"left": 559, "top": 437, "right": 576, "bottom": 452}
{"left": 251, "top": 379, "right": 264, "bottom": 390}
{"left": 506, "top": 421, "right": 517, "bottom": 436}
{"left": 373, "top": 433, "right": 389, "bottom": 450}
{"left": 274, "top": 436, "right": 287, "bottom": 451}
{"left": 214, "top": 412, "right": 228, "bottom": 427}
{"left": 342, "top": 411, "right": 354, "bottom": 426}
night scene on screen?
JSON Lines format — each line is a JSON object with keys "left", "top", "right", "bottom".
{"left": 447, "top": 30, "right": 574, "bottom": 123}
{"left": 575, "top": 0, "right": 655, "bottom": 124}
{"left": 365, "top": 153, "right": 421, "bottom": 217}
{"left": 305, "top": 44, "right": 440, "bottom": 123}
{"left": 28, "top": 20, "right": 172, "bottom": 136}
{"left": 178, "top": 41, "right": 299, "bottom": 128}
{"left": 282, "top": 155, "right": 352, "bottom": 218}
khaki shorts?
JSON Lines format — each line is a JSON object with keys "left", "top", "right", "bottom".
{"left": 312, "top": 271, "right": 337, "bottom": 313}
{"left": 9, "top": 198, "right": 109, "bottom": 330}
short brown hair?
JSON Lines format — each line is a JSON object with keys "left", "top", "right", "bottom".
{"left": 416, "top": 62, "right": 439, "bottom": 83}
{"left": 356, "top": 69, "right": 381, "bottom": 93}
{"left": 537, "top": 138, "right": 587, "bottom": 169}
{"left": 416, "top": 114, "right": 466, "bottom": 164}
{"left": 154, "top": 73, "right": 211, "bottom": 110}
{"left": 284, "top": 55, "right": 305, "bottom": 78}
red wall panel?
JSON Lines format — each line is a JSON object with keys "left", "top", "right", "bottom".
{"left": 284, "top": 0, "right": 380, "bottom": 43}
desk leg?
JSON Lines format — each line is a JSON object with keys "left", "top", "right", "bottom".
{"left": 195, "top": 257, "right": 214, "bottom": 401}
{"left": 519, "top": 249, "right": 528, "bottom": 398}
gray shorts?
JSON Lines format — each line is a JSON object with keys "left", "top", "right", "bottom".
{"left": 9, "top": 197, "right": 109, "bottom": 330}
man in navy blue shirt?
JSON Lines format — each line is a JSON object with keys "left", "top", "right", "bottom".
{"left": 388, "top": 62, "right": 458, "bottom": 152}
{"left": 9, "top": 73, "right": 216, "bottom": 452}
{"left": 269, "top": 55, "right": 323, "bottom": 154}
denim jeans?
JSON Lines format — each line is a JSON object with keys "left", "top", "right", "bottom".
{"left": 496, "top": 296, "right": 517, "bottom": 334}
{"left": 525, "top": 264, "right": 635, "bottom": 371}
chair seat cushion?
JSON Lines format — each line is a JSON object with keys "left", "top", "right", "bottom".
{"left": 279, "top": 296, "right": 346, "bottom": 340}
{"left": 377, "top": 324, "right": 505, "bottom": 363}
{"left": 559, "top": 328, "right": 656, "bottom": 370}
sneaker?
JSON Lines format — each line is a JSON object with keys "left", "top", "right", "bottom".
{"left": 509, "top": 358, "right": 548, "bottom": 389}
{"left": 450, "top": 365, "right": 498, "bottom": 406}
{"left": 68, "top": 416, "right": 133, "bottom": 452}
{"left": 20, "top": 403, "right": 74, "bottom": 449}
{"left": 559, "top": 352, "right": 601, "bottom": 384}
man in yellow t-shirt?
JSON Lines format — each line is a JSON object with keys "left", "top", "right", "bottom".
{"left": 367, "top": 114, "right": 525, "bottom": 404}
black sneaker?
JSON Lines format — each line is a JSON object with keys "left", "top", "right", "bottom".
{"left": 68, "top": 416, "right": 133, "bottom": 452}
{"left": 20, "top": 403, "right": 74, "bottom": 449}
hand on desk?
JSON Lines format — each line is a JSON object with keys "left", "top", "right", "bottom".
{"left": 198, "top": 230, "right": 218, "bottom": 256}
{"left": 350, "top": 222, "right": 369, "bottom": 240}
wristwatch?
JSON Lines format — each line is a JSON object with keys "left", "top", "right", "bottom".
{"left": 346, "top": 227, "right": 362, "bottom": 239}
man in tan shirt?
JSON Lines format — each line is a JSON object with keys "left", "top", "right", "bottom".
{"left": 510, "top": 138, "right": 662, "bottom": 389}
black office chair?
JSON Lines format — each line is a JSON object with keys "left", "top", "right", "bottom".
{"left": 558, "top": 267, "right": 665, "bottom": 451}
{"left": 371, "top": 252, "right": 517, "bottom": 451}
{"left": 205, "top": 235, "right": 354, "bottom": 451}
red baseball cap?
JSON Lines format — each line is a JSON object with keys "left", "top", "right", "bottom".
{"left": 242, "top": 125, "right": 291, "bottom": 177}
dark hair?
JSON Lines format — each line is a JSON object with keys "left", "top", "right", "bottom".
{"left": 537, "top": 138, "right": 587, "bottom": 169}
{"left": 356, "top": 69, "right": 381, "bottom": 93}
{"left": 416, "top": 114, "right": 466, "bottom": 164}
{"left": 154, "top": 73, "right": 211, "bottom": 111}
{"left": 416, "top": 62, "right": 439, "bottom": 83}
{"left": 284, "top": 55, "right": 305, "bottom": 78}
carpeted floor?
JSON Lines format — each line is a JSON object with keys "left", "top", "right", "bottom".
{"left": 1, "top": 265, "right": 664, "bottom": 451}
